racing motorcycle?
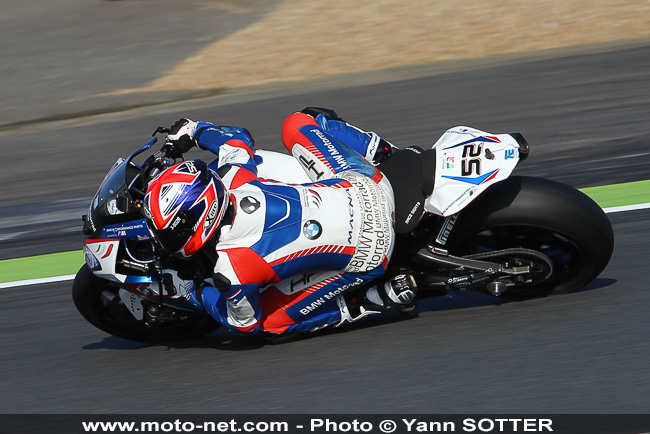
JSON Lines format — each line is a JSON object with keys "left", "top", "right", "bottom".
{"left": 72, "top": 125, "right": 614, "bottom": 342}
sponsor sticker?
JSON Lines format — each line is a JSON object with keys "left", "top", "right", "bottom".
{"left": 204, "top": 201, "right": 219, "bottom": 229}
{"left": 240, "top": 196, "right": 261, "bottom": 214}
{"left": 303, "top": 220, "right": 322, "bottom": 240}
{"left": 340, "top": 172, "right": 392, "bottom": 273}
{"left": 101, "top": 220, "right": 151, "bottom": 239}
{"left": 445, "top": 156, "right": 455, "bottom": 169}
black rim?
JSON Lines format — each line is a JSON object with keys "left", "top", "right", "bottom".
{"left": 461, "top": 225, "right": 586, "bottom": 293}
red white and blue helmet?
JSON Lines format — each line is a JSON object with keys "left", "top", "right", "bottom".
{"left": 144, "top": 160, "right": 228, "bottom": 257}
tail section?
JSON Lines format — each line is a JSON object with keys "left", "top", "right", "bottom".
{"left": 425, "top": 126, "right": 523, "bottom": 216}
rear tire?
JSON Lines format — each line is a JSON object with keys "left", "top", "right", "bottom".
{"left": 72, "top": 265, "right": 219, "bottom": 343}
{"left": 446, "top": 176, "right": 614, "bottom": 297}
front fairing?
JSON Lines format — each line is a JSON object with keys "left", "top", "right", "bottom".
{"left": 82, "top": 156, "right": 156, "bottom": 282}
{"left": 82, "top": 140, "right": 162, "bottom": 279}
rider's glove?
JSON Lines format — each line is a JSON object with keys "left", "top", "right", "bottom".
{"left": 161, "top": 269, "right": 196, "bottom": 299}
{"left": 192, "top": 272, "right": 231, "bottom": 301}
{"left": 163, "top": 118, "right": 199, "bottom": 158}
{"left": 168, "top": 118, "right": 199, "bottom": 141}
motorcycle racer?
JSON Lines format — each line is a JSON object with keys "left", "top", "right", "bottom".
{"left": 143, "top": 108, "right": 417, "bottom": 336}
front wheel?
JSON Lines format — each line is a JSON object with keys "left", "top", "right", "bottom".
{"left": 72, "top": 265, "right": 219, "bottom": 343}
{"left": 446, "top": 176, "right": 614, "bottom": 298}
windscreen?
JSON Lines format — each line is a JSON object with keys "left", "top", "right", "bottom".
{"left": 84, "top": 158, "right": 146, "bottom": 237}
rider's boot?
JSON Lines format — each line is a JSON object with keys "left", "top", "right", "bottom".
{"left": 337, "top": 274, "right": 418, "bottom": 325}
{"left": 299, "top": 106, "right": 397, "bottom": 165}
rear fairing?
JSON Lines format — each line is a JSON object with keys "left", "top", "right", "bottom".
{"left": 425, "top": 126, "right": 522, "bottom": 216}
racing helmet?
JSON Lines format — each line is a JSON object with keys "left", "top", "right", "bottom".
{"left": 143, "top": 160, "right": 228, "bottom": 257}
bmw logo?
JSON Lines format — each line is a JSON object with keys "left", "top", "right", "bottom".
{"left": 303, "top": 220, "right": 322, "bottom": 240}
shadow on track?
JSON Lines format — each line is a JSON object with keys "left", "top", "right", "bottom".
{"left": 80, "top": 277, "right": 616, "bottom": 351}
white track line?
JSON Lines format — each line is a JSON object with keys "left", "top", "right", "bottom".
{"left": 1, "top": 202, "right": 648, "bottom": 289}
{"left": 601, "top": 202, "right": 650, "bottom": 213}
{"left": 0, "top": 274, "right": 77, "bottom": 289}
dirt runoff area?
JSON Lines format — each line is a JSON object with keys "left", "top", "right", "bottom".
{"left": 112, "top": 0, "right": 650, "bottom": 94}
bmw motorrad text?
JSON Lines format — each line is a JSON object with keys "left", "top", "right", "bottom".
{"left": 80, "top": 418, "right": 554, "bottom": 433}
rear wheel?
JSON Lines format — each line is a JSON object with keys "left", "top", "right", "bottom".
{"left": 446, "top": 176, "right": 614, "bottom": 298}
{"left": 72, "top": 265, "right": 219, "bottom": 343}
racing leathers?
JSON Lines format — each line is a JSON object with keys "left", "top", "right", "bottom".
{"left": 179, "top": 111, "right": 409, "bottom": 334}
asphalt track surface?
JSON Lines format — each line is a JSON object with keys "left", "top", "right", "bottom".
{"left": 2, "top": 40, "right": 650, "bottom": 414}
{"left": 0, "top": 0, "right": 278, "bottom": 127}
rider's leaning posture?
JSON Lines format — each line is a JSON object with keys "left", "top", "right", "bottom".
{"left": 143, "top": 108, "right": 417, "bottom": 336}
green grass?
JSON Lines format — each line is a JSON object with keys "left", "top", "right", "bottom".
{"left": 580, "top": 179, "right": 650, "bottom": 209}
{"left": 1, "top": 180, "right": 649, "bottom": 283}
{"left": 0, "top": 250, "right": 83, "bottom": 283}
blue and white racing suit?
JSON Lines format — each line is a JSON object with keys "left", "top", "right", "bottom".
{"left": 188, "top": 111, "right": 395, "bottom": 334}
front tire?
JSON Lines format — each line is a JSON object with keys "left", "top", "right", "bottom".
{"left": 446, "top": 176, "right": 614, "bottom": 297}
{"left": 72, "top": 265, "right": 219, "bottom": 343}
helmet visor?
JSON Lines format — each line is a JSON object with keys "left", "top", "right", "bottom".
{"left": 148, "top": 211, "right": 196, "bottom": 255}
